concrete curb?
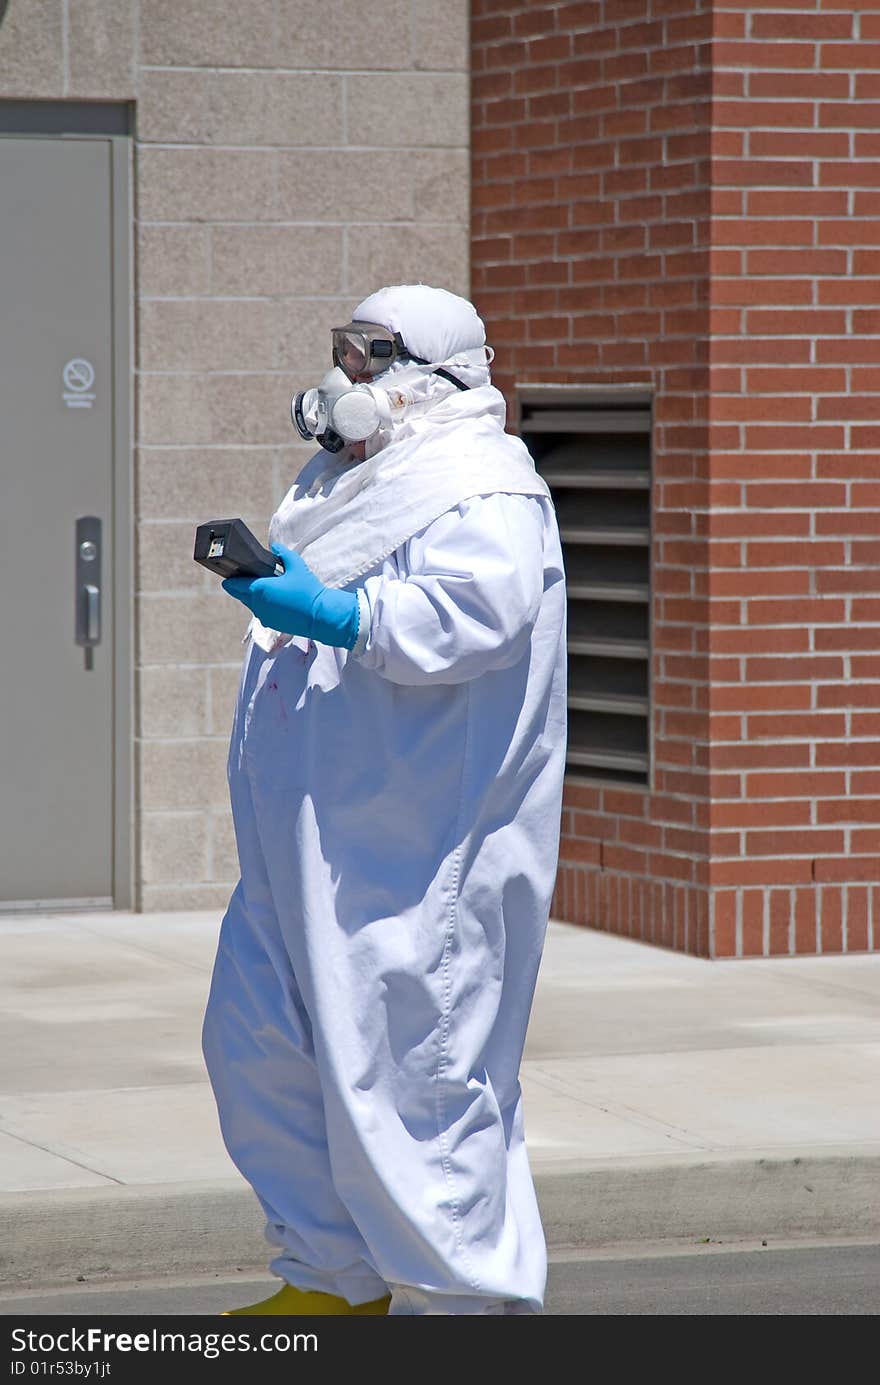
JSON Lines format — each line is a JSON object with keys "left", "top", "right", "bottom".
{"left": 3, "top": 1150, "right": 879, "bottom": 1289}
{"left": 537, "top": 1150, "right": 880, "bottom": 1250}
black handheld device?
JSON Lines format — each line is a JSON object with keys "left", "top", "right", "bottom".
{"left": 193, "top": 518, "right": 284, "bottom": 579}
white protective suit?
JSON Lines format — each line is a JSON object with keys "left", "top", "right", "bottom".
{"left": 202, "top": 286, "right": 568, "bottom": 1315}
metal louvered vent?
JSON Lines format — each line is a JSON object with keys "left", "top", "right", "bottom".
{"left": 519, "top": 387, "right": 652, "bottom": 786}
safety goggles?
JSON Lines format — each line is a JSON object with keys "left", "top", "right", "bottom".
{"left": 331, "top": 321, "right": 414, "bottom": 381}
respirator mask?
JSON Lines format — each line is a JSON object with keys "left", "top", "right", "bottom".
{"left": 291, "top": 320, "right": 472, "bottom": 455}
{"left": 292, "top": 366, "right": 405, "bottom": 455}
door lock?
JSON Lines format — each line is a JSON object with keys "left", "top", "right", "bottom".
{"left": 75, "top": 516, "right": 102, "bottom": 670}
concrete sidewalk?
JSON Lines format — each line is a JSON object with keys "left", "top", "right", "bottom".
{"left": 1, "top": 912, "right": 879, "bottom": 1288}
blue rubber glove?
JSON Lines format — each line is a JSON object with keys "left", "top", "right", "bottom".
{"left": 222, "top": 542, "right": 361, "bottom": 650}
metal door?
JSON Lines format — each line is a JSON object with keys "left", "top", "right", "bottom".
{"left": 0, "top": 136, "right": 127, "bottom": 908}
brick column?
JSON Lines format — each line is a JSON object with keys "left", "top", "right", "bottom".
{"left": 472, "top": 0, "right": 715, "bottom": 955}
{"left": 472, "top": 0, "right": 879, "bottom": 957}
{"left": 708, "top": 2, "right": 879, "bottom": 956}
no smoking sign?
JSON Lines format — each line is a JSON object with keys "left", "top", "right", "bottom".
{"left": 63, "top": 357, "right": 96, "bottom": 410}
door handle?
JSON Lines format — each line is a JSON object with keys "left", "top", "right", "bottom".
{"left": 84, "top": 584, "right": 100, "bottom": 643}
{"left": 75, "top": 516, "right": 102, "bottom": 669}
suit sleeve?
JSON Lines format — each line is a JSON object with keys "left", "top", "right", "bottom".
{"left": 350, "top": 493, "right": 547, "bottom": 687}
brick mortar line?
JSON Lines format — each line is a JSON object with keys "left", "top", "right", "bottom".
{"left": 135, "top": 219, "right": 467, "bottom": 229}
{"left": 137, "top": 443, "right": 305, "bottom": 449}
{"left": 137, "top": 142, "right": 469, "bottom": 153}
{"left": 138, "top": 737, "right": 228, "bottom": 745}
{"left": 133, "top": 0, "right": 142, "bottom": 79}
{"left": 473, "top": 22, "right": 712, "bottom": 45}
{"left": 136, "top": 292, "right": 364, "bottom": 303}
{"left": 137, "top": 66, "right": 464, "bottom": 78}
{"left": 58, "top": 0, "right": 70, "bottom": 96}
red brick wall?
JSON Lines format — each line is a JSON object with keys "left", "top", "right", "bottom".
{"left": 471, "top": 0, "right": 879, "bottom": 958}
{"left": 708, "top": 2, "right": 880, "bottom": 956}
{"left": 472, "top": 0, "right": 716, "bottom": 956}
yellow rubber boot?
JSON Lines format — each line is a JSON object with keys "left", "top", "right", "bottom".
{"left": 223, "top": 1283, "right": 390, "bottom": 1316}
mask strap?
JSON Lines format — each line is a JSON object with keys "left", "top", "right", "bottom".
{"left": 432, "top": 366, "right": 470, "bottom": 392}
{"left": 401, "top": 350, "right": 471, "bottom": 392}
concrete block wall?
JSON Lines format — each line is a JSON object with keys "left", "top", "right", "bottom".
{"left": 0, "top": 0, "right": 471, "bottom": 909}
{"left": 472, "top": 0, "right": 714, "bottom": 956}
{"left": 707, "top": 1, "right": 880, "bottom": 957}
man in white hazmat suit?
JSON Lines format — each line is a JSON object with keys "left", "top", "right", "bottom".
{"left": 203, "top": 284, "right": 567, "bottom": 1316}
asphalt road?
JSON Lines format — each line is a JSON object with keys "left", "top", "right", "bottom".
{"left": 0, "top": 1241, "right": 877, "bottom": 1316}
